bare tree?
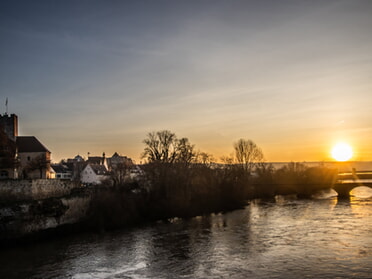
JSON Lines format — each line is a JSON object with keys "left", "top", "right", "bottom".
{"left": 110, "top": 160, "right": 134, "bottom": 186}
{"left": 234, "top": 139, "right": 264, "bottom": 173}
{"left": 221, "top": 155, "right": 234, "bottom": 165}
{"left": 196, "top": 151, "right": 215, "bottom": 166}
{"left": 142, "top": 130, "right": 197, "bottom": 165}
{"left": 142, "top": 130, "right": 178, "bottom": 163}
{"left": 175, "top": 137, "right": 196, "bottom": 164}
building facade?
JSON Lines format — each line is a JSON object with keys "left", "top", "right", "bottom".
{"left": 80, "top": 164, "right": 109, "bottom": 185}
{"left": 0, "top": 113, "right": 52, "bottom": 179}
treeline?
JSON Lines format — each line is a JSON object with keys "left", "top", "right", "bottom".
{"left": 85, "top": 130, "right": 338, "bottom": 231}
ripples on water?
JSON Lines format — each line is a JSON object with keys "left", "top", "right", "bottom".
{"left": 0, "top": 188, "right": 371, "bottom": 279}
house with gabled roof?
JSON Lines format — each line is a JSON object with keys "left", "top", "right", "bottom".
{"left": 17, "top": 136, "right": 52, "bottom": 179}
{"left": 80, "top": 163, "right": 109, "bottom": 185}
{"left": 107, "top": 152, "right": 133, "bottom": 170}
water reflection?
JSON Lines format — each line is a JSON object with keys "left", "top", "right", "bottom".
{"left": 0, "top": 197, "right": 371, "bottom": 279}
{"left": 350, "top": 186, "right": 372, "bottom": 198}
{"left": 312, "top": 188, "right": 339, "bottom": 199}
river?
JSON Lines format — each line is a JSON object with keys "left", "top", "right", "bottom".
{"left": 1, "top": 187, "right": 371, "bottom": 279}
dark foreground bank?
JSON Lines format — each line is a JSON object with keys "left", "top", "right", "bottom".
{"left": 0, "top": 162, "right": 339, "bottom": 245}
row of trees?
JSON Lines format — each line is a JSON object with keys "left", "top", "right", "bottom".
{"left": 87, "top": 129, "right": 338, "bottom": 230}
{"left": 141, "top": 130, "right": 264, "bottom": 170}
{"left": 138, "top": 130, "right": 336, "bottom": 217}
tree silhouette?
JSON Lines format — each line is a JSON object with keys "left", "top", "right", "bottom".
{"left": 142, "top": 130, "right": 196, "bottom": 164}
{"left": 142, "top": 130, "right": 178, "bottom": 163}
{"left": 234, "top": 138, "right": 264, "bottom": 173}
{"left": 174, "top": 137, "right": 196, "bottom": 165}
{"left": 110, "top": 160, "right": 134, "bottom": 187}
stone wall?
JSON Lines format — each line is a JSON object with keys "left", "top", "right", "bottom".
{"left": 0, "top": 179, "right": 92, "bottom": 241}
{"left": 0, "top": 179, "right": 76, "bottom": 202}
{"left": 0, "top": 195, "right": 91, "bottom": 240}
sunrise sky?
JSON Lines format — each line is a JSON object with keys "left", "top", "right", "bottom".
{"left": 1, "top": 0, "right": 371, "bottom": 163}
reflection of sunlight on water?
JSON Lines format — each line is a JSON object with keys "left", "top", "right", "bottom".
{"left": 274, "top": 192, "right": 338, "bottom": 211}
{"left": 73, "top": 262, "right": 147, "bottom": 279}
{"left": 323, "top": 197, "right": 338, "bottom": 211}
{"left": 350, "top": 186, "right": 372, "bottom": 198}
{"left": 312, "top": 189, "right": 338, "bottom": 199}
{"left": 311, "top": 189, "right": 338, "bottom": 211}
{"left": 349, "top": 187, "right": 372, "bottom": 218}
{"left": 350, "top": 195, "right": 372, "bottom": 218}
{"left": 274, "top": 195, "right": 297, "bottom": 205}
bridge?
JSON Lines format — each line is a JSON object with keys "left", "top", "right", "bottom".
{"left": 333, "top": 171, "right": 372, "bottom": 197}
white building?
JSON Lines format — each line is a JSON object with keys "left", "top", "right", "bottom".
{"left": 80, "top": 164, "right": 109, "bottom": 185}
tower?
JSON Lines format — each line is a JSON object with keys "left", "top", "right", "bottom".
{"left": 0, "top": 113, "right": 18, "bottom": 142}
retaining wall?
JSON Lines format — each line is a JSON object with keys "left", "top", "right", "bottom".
{"left": 0, "top": 179, "right": 76, "bottom": 202}
{"left": 0, "top": 179, "right": 92, "bottom": 241}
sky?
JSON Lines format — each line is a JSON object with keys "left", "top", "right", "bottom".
{"left": 1, "top": 0, "right": 371, "bottom": 163}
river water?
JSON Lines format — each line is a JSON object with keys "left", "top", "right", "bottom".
{"left": 1, "top": 187, "right": 371, "bottom": 279}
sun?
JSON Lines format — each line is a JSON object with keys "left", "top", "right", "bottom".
{"left": 331, "top": 142, "right": 353, "bottom": 162}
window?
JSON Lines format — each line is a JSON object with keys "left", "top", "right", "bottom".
{"left": 27, "top": 156, "right": 31, "bottom": 161}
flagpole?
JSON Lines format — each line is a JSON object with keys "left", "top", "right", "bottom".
{"left": 5, "top": 97, "right": 8, "bottom": 115}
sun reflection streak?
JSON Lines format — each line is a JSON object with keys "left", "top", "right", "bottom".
{"left": 349, "top": 187, "right": 372, "bottom": 217}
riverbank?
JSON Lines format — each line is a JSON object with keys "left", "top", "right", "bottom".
{"left": 0, "top": 163, "right": 347, "bottom": 245}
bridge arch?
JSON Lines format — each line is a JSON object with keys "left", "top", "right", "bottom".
{"left": 333, "top": 183, "right": 372, "bottom": 198}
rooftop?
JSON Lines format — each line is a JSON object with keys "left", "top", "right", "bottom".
{"left": 16, "top": 136, "right": 50, "bottom": 153}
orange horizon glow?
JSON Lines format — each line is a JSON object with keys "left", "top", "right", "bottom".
{"left": 48, "top": 139, "right": 369, "bottom": 165}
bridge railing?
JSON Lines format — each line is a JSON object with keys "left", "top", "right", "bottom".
{"left": 337, "top": 171, "right": 372, "bottom": 184}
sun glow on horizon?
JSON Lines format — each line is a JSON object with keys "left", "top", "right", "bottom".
{"left": 331, "top": 142, "right": 353, "bottom": 162}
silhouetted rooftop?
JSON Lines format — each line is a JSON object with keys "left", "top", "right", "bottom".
{"left": 51, "top": 164, "right": 71, "bottom": 173}
{"left": 87, "top": 156, "right": 103, "bottom": 165}
{"left": 16, "top": 136, "right": 50, "bottom": 153}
